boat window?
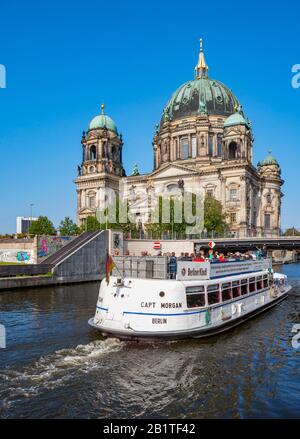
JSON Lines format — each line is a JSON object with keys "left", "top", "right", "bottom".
{"left": 232, "top": 280, "right": 240, "bottom": 298}
{"left": 263, "top": 275, "right": 269, "bottom": 288}
{"left": 186, "top": 286, "right": 205, "bottom": 293}
{"left": 186, "top": 286, "right": 206, "bottom": 308}
{"left": 256, "top": 276, "right": 263, "bottom": 291}
{"left": 186, "top": 292, "right": 206, "bottom": 308}
{"left": 207, "top": 291, "right": 220, "bottom": 305}
{"left": 241, "top": 279, "right": 248, "bottom": 295}
{"left": 207, "top": 284, "right": 219, "bottom": 292}
{"left": 249, "top": 277, "right": 256, "bottom": 293}
{"left": 207, "top": 284, "right": 220, "bottom": 305}
{"left": 221, "top": 282, "right": 232, "bottom": 302}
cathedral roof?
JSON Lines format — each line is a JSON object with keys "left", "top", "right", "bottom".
{"left": 161, "top": 40, "right": 240, "bottom": 124}
{"left": 262, "top": 151, "right": 279, "bottom": 166}
{"left": 224, "top": 108, "right": 248, "bottom": 128}
{"left": 88, "top": 104, "right": 118, "bottom": 133}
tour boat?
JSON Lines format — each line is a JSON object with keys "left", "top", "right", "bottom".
{"left": 88, "top": 257, "right": 291, "bottom": 340}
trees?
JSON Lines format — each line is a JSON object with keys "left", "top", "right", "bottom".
{"left": 96, "top": 197, "right": 137, "bottom": 235}
{"left": 145, "top": 194, "right": 228, "bottom": 237}
{"left": 283, "top": 227, "right": 300, "bottom": 236}
{"left": 59, "top": 217, "right": 80, "bottom": 236}
{"left": 82, "top": 194, "right": 228, "bottom": 237}
{"left": 204, "top": 196, "right": 228, "bottom": 234}
{"left": 145, "top": 196, "right": 187, "bottom": 237}
{"left": 29, "top": 216, "right": 56, "bottom": 236}
{"left": 84, "top": 216, "right": 101, "bottom": 232}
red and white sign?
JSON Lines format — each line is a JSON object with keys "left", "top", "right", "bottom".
{"left": 208, "top": 241, "right": 216, "bottom": 249}
{"left": 153, "top": 242, "right": 161, "bottom": 250}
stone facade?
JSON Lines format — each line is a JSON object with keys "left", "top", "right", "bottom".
{"left": 75, "top": 41, "right": 283, "bottom": 237}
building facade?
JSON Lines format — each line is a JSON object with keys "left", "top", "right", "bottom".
{"left": 75, "top": 41, "right": 283, "bottom": 237}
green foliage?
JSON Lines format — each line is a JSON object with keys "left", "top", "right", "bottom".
{"left": 204, "top": 196, "right": 228, "bottom": 233}
{"left": 29, "top": 216, "right": 57, "bottom": 236}
{"left": 59, "top": 217, "right": 80, "bottom": 236}
{"left": 82, "top": 216, "right": 101, "bottom": 232}
{"left": 145, "top": 194, "right": 228, "bottom": 236}
{"left": 145, "top": 196, "right": 187, "bottom": 236}
{"left": 96, "top": 197, "right": 137, "bottom": 234}
{"left": 283, "top": 227, "right": 300, "bottom": 236}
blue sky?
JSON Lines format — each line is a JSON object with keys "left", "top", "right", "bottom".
{"left": 0, "top": 0, "right": 299, "bottom": 233}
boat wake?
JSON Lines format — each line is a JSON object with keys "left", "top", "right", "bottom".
{"left": 0, "top": 338, "right": 123, "bottom": 414}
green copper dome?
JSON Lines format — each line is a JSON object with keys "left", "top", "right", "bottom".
{"left": 162, "top": 78, "right": 240, "bottom": 124}
{"left": 224, "top": 109, "right": 248, "bottom": 128}
{"left": 262, "top": 151, "right": 279, "bottom": 166}
{"left": 88, "top": 104, "right": 118, "bottom": 133}
{"left": 161, "top": 40, "right": 240, "bottom": 125}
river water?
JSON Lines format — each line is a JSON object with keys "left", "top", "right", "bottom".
{"left": 0, "top": 264, "right": 300, "bottom": 419}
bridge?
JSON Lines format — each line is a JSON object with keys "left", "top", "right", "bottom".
{"left": 124, "top": 234, "right": 300, "bottom": 255}
{"left": 191, "top": 237, "right": 300, "bottom": 252}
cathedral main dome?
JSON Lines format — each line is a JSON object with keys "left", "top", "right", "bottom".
{"left": 161, "top": 40, "right": 240, "bottom": 124}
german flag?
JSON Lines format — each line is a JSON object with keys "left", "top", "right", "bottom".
{"left": 105, "top": 253, "right": 116, "bottom": 285}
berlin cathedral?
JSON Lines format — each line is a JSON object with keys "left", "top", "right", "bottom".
{"left": 75, "top": 40, "right": 283, "bottom": 237}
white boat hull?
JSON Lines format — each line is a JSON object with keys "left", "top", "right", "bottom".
{"left": 88, "top": 271, "right": 291, "bottom": 341}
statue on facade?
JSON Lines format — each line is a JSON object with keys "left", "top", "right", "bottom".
{"left": 132, "top": 164, "right": 140, "bottom": 176}
{"left": 178, "top": 178, "right": 184, "bottom": 195}
{"left": 77, "top": 165, "right": 82, "bottom": 176}
{"left": 198, "top": 100, "right": 207, "bottom": 115}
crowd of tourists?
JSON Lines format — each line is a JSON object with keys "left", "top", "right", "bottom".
{"left": 177, "top": 246, "right": 268, "bottom": 263}
{"left": 122, "top": 246, "right": 268, "bottom": 279}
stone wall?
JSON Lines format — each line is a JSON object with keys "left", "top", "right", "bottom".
{"left": 53, "top": 231, "right": 108, "bottom": 281}
{"left": 37, "top": 235, "right": 74, "bottom": 262}
{"left": 0, "top": 239, "right": 36, "bottom": 264}
{"left": 0, "top": 236, "right": 75, "bottom": 264}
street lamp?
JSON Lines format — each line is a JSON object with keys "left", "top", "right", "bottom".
{"left": 29, "top": 203, "right": 34, "bottom": 234}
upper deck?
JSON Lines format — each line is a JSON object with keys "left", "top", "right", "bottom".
{"left": 112, "top": 256, "right": 272, "bottom": 281}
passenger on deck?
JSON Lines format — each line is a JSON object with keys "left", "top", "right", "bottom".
{"left": 193, "top": 252, "right": 205, "bottom": 262}
{"left": 256, "top": 247, "right": 263, "bottom": 260}
{"left": 168, "top": 252, "right": 177, "bottom": 279}
{"left": 208, "top": 249, "right": 214, "bottom": 261}
{"left": 179, "top": 252, "right": 192, "bottom": 261}
{"left": 262, "top": 244, "right": 267, "bottom": 258}
{"left": 219, "top": 253, "right": 225, "bottom": 262}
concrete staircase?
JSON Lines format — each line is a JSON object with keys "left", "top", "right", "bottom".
{"left": 41, "top": 231, "right": 102, "bottom": 266}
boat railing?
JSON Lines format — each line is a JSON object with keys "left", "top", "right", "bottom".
{"left": 112, "top": 256, "right": 272, "bottom": 280}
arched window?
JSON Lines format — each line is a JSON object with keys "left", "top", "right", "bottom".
{"left": 87, "top": 191, "right": 97, "bottom": 208}
{"left": 180, "top": 138, "right": 189, "bottom": 159}
{"left": 205, "top": 185, "right": 215, "bottom": 198}
{"left": 229, "top": 186, "right": 238, "bottom": 201}
{"left": 91, "top": 145, "right": 97, "bottom": 161}
{"left": 228, "top": 142, "right": 238, "bottom": 160}
{"left": 166, "top": 183, "right": 179, "bottom": 195}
